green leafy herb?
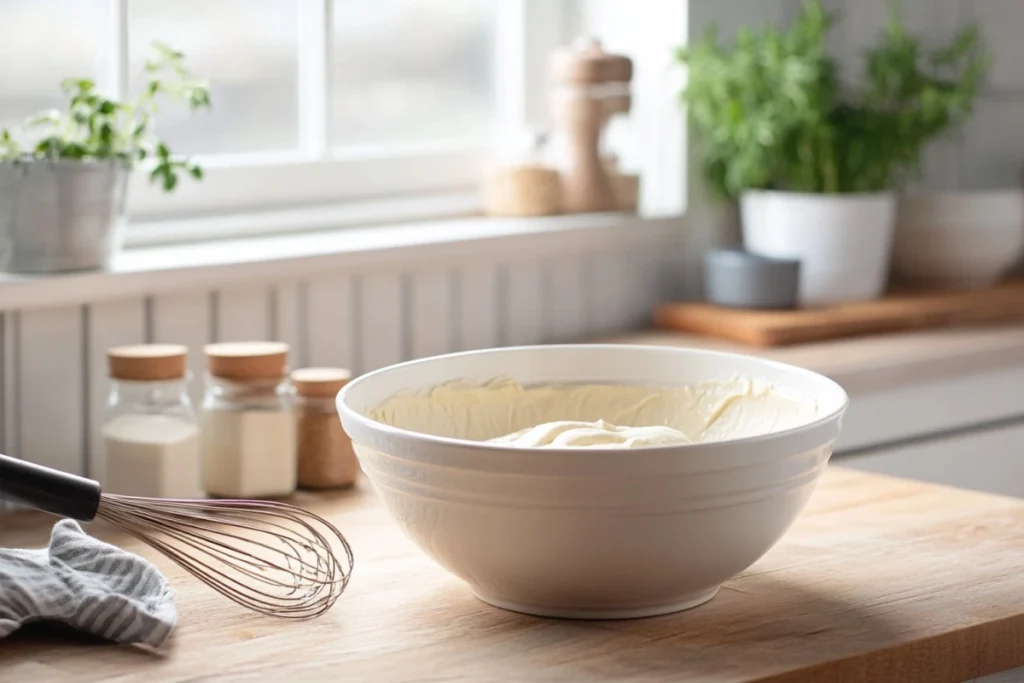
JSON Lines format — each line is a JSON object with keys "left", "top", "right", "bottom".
{"left": 675, "top": 0, "right": 990, "bottom": 201}
{"left": 0, "top": 41, "right": 211, "bottom": 193}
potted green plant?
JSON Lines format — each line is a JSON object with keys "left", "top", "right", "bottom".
{"left": 676, "top": 0, "right": 989, "bottom": 305}
{"left": 0, "top": 42, "right": 210, "bottom": 274}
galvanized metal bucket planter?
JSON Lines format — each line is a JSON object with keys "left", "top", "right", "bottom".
{"left": 0, "top": 159, "right": 129, "bottom": 274}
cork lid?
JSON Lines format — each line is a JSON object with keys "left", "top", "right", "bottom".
{"left": 204, "top": 341, "right": 289, "bottom": 380}
{"left": 550, "top": 37, "right": 633, "bottom": 85}
{"left": 108, "top": 344, "right": 189, "bottom": 381}
{"left": 291, "top": 367, "right": 353, "bottom": 398}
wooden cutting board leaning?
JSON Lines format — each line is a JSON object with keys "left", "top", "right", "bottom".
{"left": 655, "top": 279, "right": 1024, "bottom": 347}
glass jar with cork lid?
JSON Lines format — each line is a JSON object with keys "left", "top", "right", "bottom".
{"left": 292, "top": 367, "right": 359, "bottom": 490}
{"left": 481, "top": 128, "right": 562, "bottom": 217}
{"left": 200, "top": 341, "right": 297, "bottom": 499}
{"left": 103, "top": 344, "right": 201, "bottom": 499}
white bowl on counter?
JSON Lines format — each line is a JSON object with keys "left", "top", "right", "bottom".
{"left": 893, "top": 191, "right": 1024, "bottom": 289}
{"left": 337, "top": 345, "right": 848, "bottom": 620}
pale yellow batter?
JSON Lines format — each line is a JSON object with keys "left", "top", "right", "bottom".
{"left": 366, "top": 376, "right": 817, "bottom": 446}
{"left": 487, "top": 419, "right": 693, "bottom": 448}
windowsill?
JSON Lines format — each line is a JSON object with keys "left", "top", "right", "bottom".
{"left": 0, "top": 208, "right": 682, "bottom": 311}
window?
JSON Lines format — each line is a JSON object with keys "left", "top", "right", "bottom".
{"left": 0, "top": 1, "right": 107, "bottom": 127}
{"left": 127, "top": 0, "right": 303, "bottom": 156}
{"left": 0, "top": 0, "right": 575, "bottom": 227}
{"left": 330, "top": 0, "right": 498, "bottom": 147}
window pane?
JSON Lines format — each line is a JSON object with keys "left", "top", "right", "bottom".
{"left": 128, "top": 0, "right": 300, "bottom": 155}
{"left": 331, "top": 0, "right": 498, "bottom": 147}
{"left": 0, "top": 0, "right": 106, "bottom": 129}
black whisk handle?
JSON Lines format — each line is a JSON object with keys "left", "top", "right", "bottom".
{"left": 0, "top": 453, "right": 101, "bottom": 522}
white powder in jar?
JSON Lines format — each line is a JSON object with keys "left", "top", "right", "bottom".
{"left": 200, "top": 408, "right": 297, "bottom": 499}
{"left": 103, "top": 414, "right": 202, "bottom": 498}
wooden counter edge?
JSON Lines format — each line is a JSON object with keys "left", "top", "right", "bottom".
{"left": 0, "top": 469, "right": 1022, "bottom": 683}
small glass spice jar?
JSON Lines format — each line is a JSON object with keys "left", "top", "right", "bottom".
{"left": 200, "top": 342, "right": 297, "bottom": 499}
{"left": 104, "top": 344, "right": 201, "bottom": 498}
{"left": 481, "top": 128, "right": 562, "bottom": 217}
{"left": 291, "top": 367, "right": 359, "bottom": 490}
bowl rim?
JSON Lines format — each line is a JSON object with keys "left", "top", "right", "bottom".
{"left": 336, "top": 343, "right": 850, "bottom": 459}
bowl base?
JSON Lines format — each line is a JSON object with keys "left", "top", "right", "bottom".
{"left": 472, "top": 585, "right": 721, "bottom": 620}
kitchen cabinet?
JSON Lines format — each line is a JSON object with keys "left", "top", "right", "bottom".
{"left": 833, "top": 364, "right": 1024, "bottom": 453}
{"left": 839, "top": 421, "right": 1024, "bottom": 499}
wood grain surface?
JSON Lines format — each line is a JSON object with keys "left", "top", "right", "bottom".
{"left": 0, "top": 467, "right": 1022, "bottom": 683}
{"left": 654, "top": 279, "right": 1024, "bottom": 347}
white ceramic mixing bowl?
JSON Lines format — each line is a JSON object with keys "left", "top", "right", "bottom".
{"left": 337, "top": 345, "right": 848, "bottom": 620}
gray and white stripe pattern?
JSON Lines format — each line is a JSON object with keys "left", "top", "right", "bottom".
{"left": 0, "top": 519, "right": 177, "bottom": 647}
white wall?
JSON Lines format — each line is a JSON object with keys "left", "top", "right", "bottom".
{"left": 689, "top": 0, "right": 1024, "bottom": 192}
{"left": 824, "top": 0, "right": 1024, "bottom": 191}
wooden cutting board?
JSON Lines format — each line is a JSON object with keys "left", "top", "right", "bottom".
{"left": 655, "top": 279, "right": 1024, "bottom": 347}
{"left": 1, "top": 468, "right": 1022, "bottom": 683}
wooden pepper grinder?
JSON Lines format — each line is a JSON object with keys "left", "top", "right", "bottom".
{"left": 550, "top": 37, "right": 633, "bottom": 214}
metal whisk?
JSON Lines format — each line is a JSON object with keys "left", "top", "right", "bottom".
{"left": 0, "top": 453, "right": 354, "bottom": 619}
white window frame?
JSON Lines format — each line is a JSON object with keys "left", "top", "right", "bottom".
{"left": 108, "top": 0, "right": 580, "bottom": 228}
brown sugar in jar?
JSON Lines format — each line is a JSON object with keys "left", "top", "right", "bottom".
{"left": 291, "top": 367, "right": 359, "bottom": 490}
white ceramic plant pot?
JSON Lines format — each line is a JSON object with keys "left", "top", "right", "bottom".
{"left": 740, "top": 190, "right": 898, "bottom": 306}
{"left": 893, "top": 191, "right": 1024, "bottom": 290}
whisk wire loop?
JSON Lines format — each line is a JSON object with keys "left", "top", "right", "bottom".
{"left": 97, "top": 494, "right": 354, "bottom": 619}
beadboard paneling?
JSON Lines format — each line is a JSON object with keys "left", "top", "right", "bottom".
{"left": 358, "top": 271, "right": 406, "bottom": 373}
{"left": 617, "top": 249, "right": 651, "bottom": 332}
{"left": 151, "top": 291, "right": 212, "bottom": 410}
{"left": 455, "top": 262, "right": 500, "bottom": 351}
{"left": 273, "top": 282, "right": 306, "bottom": 369}
{"left": 216, "top": 286, "right": 274, "bottom": 342}
{"left": 306, "top": 273, "right": 355, "bottom": 371}
{"left": 409, "top": 268, "right": 455, "bottom": 360}
{"left": 1, "top": 313, "right": 13, "bottom": 456}
{"left": 503, "top": 260, "right": 548, "bottom": 347}
{"left": 1, "top": 313, "right": 13, "bottom": 512}
{"left": 634, "top": 244, "right": 668, "bottom": 330}
{"left": 546, "top": 257, "right": 587, "bottom": 343}
{"left": 585, "top": 251, "right": 633, "bottom": 336}
{"left": 19, "top": 307, "right": 86, "bottom": 476}
{"left": 0, "top": 247, "right": 669, "bottom": 511}
{"left": 0, "top": 315, "right": 5, "bottom": 459}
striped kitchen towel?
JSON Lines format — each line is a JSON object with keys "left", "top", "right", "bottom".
{"left": 0, "top": 519, "right": 177, "bottom": 647}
